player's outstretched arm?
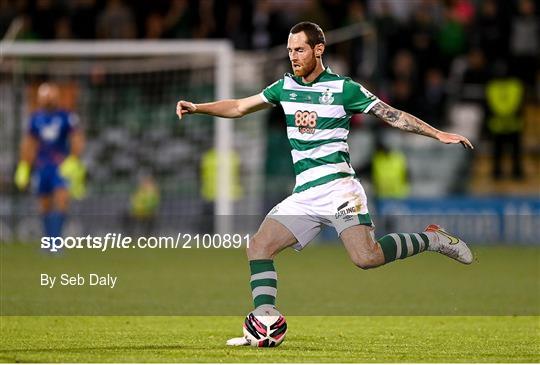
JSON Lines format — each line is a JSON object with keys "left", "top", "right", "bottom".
{"left": 369, "top": 101, "right": 474, "bottom": 149}
{"left": 176, "top": 94, "right": 270, "bottom": 120}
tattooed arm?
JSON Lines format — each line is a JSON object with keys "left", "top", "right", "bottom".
{"left": 369, "top": 101, "right": 474, "bottom": 149}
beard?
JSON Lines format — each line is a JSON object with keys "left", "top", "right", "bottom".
{"left": 292, "top": 57, "right": 317, "bottom": 77}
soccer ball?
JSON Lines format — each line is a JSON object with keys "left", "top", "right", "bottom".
{"left": 243, "top": 306, "right": 287, "bottom": 347}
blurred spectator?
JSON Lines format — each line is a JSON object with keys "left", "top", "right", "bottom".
{"left": 126, "top": 174, "right": 160, "bottom": 235}
{"left": 418, "top": 68, "right": 446, "bottom": 127}
{"left": 372, "top": 1, "right": 403, "bottom": 79}
{"left": 145, "top": 13, "right": 165, "bottom": 39}
{"left": 472, "top": 0, "right": 509, "bottom": 62}
{"left": 194, "top": 0, "right": 216, "bottom": 38}
{"left": 30, "top": 0, "right": 60, "bottom": 39}
{"left": 461, "top": 48, "right": 489, "bottom": 102}
{"left": 55, "top": 16, "right": 72, "bottom": 39}
{"left": 220, "top": 0, "right": 253, "bottom": 49}
{"left": 355, "top": 136, "right": 410, "bottom": 233}
{"left": 252, "top": 0, "right": 272, "bottom": 49}
{"left": 509, "top": 0, "right": 539, "bottom": 87}
{"left": 369, "top": 0, "right": 423, "bottom": 23}
{"left": 250, "top": 1, "right": 284, "bottom": 49}
{"left": 96, "top": 0, "right": 136, "bottom": 39}
{"left": 342, "top": 0, "right": 368, "bottom": 77}
{"left": 200, "top": 148, "right": 243, "bottom": 233}
{"left": 437, "top": 5, "right": 467, "bottom": 71}
{"left": 446, "top": 0, "right": 475, "bottom": 26}
{"left": 486, "top": 63, "right": 525, "bottom": 180}
{"left": 389, "top": 50, "right": 419, "bottom": 114}
{"left": 166, "top": 0, "right": 191, "bottom": 37}
{"left": 390, "top": 49, "right": 418, "bottom": 85}
{"left": 201, "top": 148, "right": 243, "bottom": 203}
{"left": 406, "top": 2, "right": 440, "bottom": 75}
{"left": 345, "top": 0, "right": 366, "bottom": 27}
{"left": 131, "top": 175, "right": 160, "bottom": 219}
{"left": 371, "top": 139, "right": 410, "bottom": 199}
{"left": 161, "top": 0, "right": 197, "bottom": 39}
{"left": 68, "top": 0, "right": 98, "bottom": 39}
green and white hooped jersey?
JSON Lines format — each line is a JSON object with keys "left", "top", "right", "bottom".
{"left": 260, "top": 68, "right": 379, "bottom": 193}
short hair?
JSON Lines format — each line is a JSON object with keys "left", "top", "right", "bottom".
{"left": 290, "top": 21, "right": 326, "bottom": 48}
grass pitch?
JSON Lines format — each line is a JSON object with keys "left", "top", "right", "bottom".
{"left": 1, "top": 243, "right": 539, "bottom": 362}
{"left": 1, "top": 316, "right": 538, "bottom": 362}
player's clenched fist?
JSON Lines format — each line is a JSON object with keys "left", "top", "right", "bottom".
{"left": 176, "top": 100, "right": 197, "bottom": 120}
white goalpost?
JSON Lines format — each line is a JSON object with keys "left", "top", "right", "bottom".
{"left": 0, "top": 40, "right": 237, "bottom": 236}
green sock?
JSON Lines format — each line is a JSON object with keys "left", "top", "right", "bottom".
{"left": 378, "top": 232, "right": 437, "bottom": 263}
{"left": 249, "top": 259, "right": 277, "bottom": 308}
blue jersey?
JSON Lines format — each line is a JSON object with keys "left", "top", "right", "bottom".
{"left": 28, "top": 109, "right": 77, "bottom": 168}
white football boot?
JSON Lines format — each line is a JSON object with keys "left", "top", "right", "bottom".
{"left": 425, "top": 224, "right": 473, "bottom": 264}
{"left": 226, "top": 336, "right": 250, "bottom": 346}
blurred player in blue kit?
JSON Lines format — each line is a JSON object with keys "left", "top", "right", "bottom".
{"left": 14, "top": 82, "right": 86, "bottom": 238}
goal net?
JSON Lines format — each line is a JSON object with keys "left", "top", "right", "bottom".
{"left": 0, "top": 40, "right": 265, "bottom": 241}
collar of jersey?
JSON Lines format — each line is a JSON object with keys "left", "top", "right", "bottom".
{"left": 291, "top": 67, "right": 333, "bottom": 86}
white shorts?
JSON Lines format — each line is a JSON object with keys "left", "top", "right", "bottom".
{"left": 267, "top": 177, "right": 373, "bottom": 251}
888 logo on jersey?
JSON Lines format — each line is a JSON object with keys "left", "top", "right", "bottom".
{"left": 294, "top": 110, "right": 318, "bottom": 134}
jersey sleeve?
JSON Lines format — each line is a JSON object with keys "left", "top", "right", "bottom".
{"left": 343, "top": 79, "right": 380, "bottom": 114}
{"left": 260, "top": 78, "right": 284, "bottom": 106}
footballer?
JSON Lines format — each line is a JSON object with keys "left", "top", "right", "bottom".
{"left": 176, "top": 22, "right": 474, "bottom": 346}
{"left": 14, "top": 82, "right": 85, "bottom": 239}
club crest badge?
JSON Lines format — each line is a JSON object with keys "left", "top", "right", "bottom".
{"left": 319, "top": 88, "right": 334, "bottom": 105}
{"left": 41, "top": 118, "right": 61, "bottom": 142}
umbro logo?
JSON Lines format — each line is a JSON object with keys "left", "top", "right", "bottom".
{"left": 289, "top": 93, "right": 297, "bottom": 100}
